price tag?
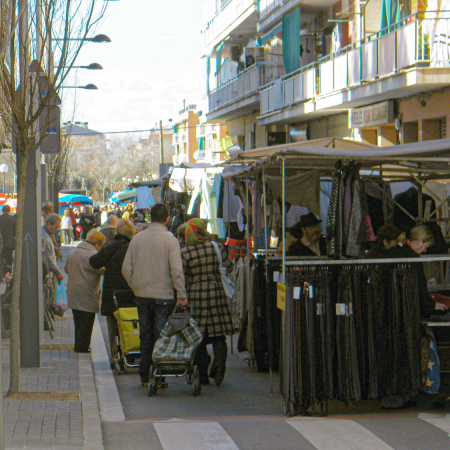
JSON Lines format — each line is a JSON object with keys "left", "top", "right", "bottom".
{"left": 273, "top": 271, "right": 280, "bottom": 282}
{"left": 317, "top": 303, "right": 323, "bottom": 315}
{"left": 309, "top": 286, "right": 314, "bottom": 298}
{"left": 293, "top": 287, "right": 301, "bottom": 299}
{"left": 336, "top": 303, "right": 346, "bottom": 316}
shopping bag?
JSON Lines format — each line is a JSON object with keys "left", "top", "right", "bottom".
{"left": 211, "top": 241, "right": 235, "bottom": 299}
{"left": 55, "top": 282, "right": 68, "bottom": 313}
{"left": 75, "top": 225, "right": 82, "bottom": 235}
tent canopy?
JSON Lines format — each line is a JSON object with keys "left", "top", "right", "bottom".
{"left": 226, "top": 137, "right": 375, "bottom": 163}
{"left": 116, "top": 189, "right": 137, "bottom": 202}
{"left": 130, "top": 179, "right": 162, "bottom": 188}
{"left": 224, "top": 138, "right": 450, "bottom": 179}
{"left": 59, "top": 194, "right": 93, "bottom": 205}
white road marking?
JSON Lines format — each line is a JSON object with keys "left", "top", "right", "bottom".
{"left": 421, "top": 416, "right": 450, "bottom": 434}
{"left": 287, "top": 418, "right": 396, "bottom": 450}
{"left": 154, "top": 421, "right": 240, "bottom": 450}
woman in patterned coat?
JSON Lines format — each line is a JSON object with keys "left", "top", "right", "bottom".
{"left": 181, "top": 219, "right": 234, "bottom": 386}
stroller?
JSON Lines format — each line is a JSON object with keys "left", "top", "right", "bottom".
{"left": 149, "top": 305, "right": 203, "bottom": 397}
{"left": 112, "top": 290, "right": 140, "bottom": 374}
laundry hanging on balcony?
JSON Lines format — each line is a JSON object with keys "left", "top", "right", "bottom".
{"left": 282, "top": 6, "right": 301, "bottom": 74}
{"left": 380, "top": 0, "right": 407, "bottom": 31}
{"left": 215, "top": 41, "right": 225, "bottom": 88}
{"left": 424, "top": 0, "right": 450, "bottom": 67}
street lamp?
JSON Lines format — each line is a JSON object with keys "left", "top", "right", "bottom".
{"left": 0, "top": 164, "right": 8, "bottom": 193}
{"left": 53, "top": 34, "right": 112, "bottom": 43}
{"left": 64, "top": 63, "right": 103, "bottom": 70}
{"left": 61, "top": 84, "right": 98, "bottom": 90}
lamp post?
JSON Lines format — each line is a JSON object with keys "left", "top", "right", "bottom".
{"left": 53, "top": 34, "right": 112, "bottom": 43}
{"left": 63, "top": 62, "right": 103, "bottom": 70}
{"left": 60, "top": 84, "right": 98, "bottom": 90}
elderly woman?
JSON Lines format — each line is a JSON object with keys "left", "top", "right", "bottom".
{"left": 89, "top": 218, "right": 135, "bottom": 366}
{"left": 181, "top": 218, "right": 234, "bottom": 386}
{"left": 64, "top": 230, "right": 106, "bottom": 353}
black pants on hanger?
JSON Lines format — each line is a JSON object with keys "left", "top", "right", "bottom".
{"left": 72, "top": 309, "right": 96, "bottom": 352}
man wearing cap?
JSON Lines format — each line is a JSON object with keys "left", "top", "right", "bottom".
{"left": 286, "top": 212, "right": 326, "bottom": 257}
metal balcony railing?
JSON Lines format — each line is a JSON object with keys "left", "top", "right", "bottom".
{"left": 258, "top": 0, "right": 284, "bottom": 21}
{"left": 201, "top": 0, "right": 256, "bottom": 50}
{"left": 208, "top": 62, "right": 284, "bottom": 114}
{"left": 260, "top": 11, "right": 450, "bottom": 116}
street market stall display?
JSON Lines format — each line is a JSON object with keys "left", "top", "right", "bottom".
{"left": 222, "top": 137, "right": 450, "bottom": 416}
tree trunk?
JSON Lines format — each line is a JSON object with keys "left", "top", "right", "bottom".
{"left": 7, "top": 147, "right": 31, "bottom": 395}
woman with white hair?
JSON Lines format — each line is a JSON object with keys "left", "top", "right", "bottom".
{"left": 89, "top": 218, "right": 135, "bottom": 367}
{"left": 65, "top": 230, "right": 106, "bottom": 353}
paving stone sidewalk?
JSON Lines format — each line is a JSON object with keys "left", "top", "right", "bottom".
{"left": 1, "top": 243, "right": 104, "bottom": 449}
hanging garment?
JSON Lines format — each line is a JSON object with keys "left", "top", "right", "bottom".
{"left": 265, "top": 171, "right": 321, "bottom": 216}
{"left": 134, "top": 186, "right": 153, "bottom": 209}
{"left": 212, "top": 175, "right": 227, "bottom": 239}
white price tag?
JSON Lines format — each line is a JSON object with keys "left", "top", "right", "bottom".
{"left": 293, "top": 287, "right": 301, "bottom": 299}
{"left": 309, "top": 286, "right": 314, "bottom": 298}
{"left": 273, "top": 271, "right": 280, "bottom": 282}
{"left": 317, "top": 303, "right": 323, "bottom": 315}
{"left": 336, "top": 303, "right": 346, "bottom": 316}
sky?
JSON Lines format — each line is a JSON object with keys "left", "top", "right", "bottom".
{"left": 61, "top": 0, "right": 204, "bottom": 136}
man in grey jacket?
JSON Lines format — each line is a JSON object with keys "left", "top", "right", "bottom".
{"left": 122, "top": 204, "right": 187, "bottom": 386}
{"left": 42, "top": 213, "right": 64, "bottom": 283}
{"left": 99, "top": 214, "right": 118, "bottom": 244}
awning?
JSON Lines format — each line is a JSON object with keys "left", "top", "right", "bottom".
{"left": 59, "top": 194, "right": 93, "bottom": 205}
{"left": 117, "top": 189, "right": 137, "bottom": 202}
{"left": 261, "top": 22, "right": 283, "bottom": 45}
{"left": 227, "top": 137, "right": 374, "bottom": 162}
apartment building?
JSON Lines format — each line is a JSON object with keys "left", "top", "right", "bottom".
{"left": 200, "top": 0, "right": 450, "bottom": 149}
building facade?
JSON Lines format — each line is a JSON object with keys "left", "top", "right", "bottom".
{"left": 200, "top": 0, "right": 450, "bottom": 150}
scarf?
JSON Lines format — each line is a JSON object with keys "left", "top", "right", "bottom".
{"left": 185, "top": 218, "right": 207, "bottom": 246}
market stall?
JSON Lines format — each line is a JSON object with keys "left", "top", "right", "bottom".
{"left": 223, "top": 137, "right": 450, "bottom": 416}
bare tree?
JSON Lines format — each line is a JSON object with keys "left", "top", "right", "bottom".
{"left": 0, "top": 0, "right": 107, "bottom": 395}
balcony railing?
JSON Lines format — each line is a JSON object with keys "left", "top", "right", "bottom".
{"left": 208, "top": 62, "right": 284, "bottom": 114}
{"left": 260, "top": 11, "right": 450, "bottom": 116}
{"left": 258, "top": 0, "right": 283, "bottom": 21}
{"left": 260, "top": 63, "right": 317, "bottom": 114}
{"left": 202, "top": 0, "right": 256, "bottom": 50}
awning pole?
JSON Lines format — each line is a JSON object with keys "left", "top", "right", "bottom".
{"left": 227, "top": 179, "right": 233, "bottom": 355}
{"left": 282, "top": 158, "right": 286, "bottom": 283}
{"left": 262, "top": 169, "right": 273, "bottom": 393}
{"left": 246, "top": 179, "right": 253, "bottom": 368}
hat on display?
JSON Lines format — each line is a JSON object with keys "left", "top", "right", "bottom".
{"left": 298, "top": 212, "right": 322, "bottom": 228}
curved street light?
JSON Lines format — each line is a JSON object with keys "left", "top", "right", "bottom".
{"left": 65, "top": 63, "right": 103, "bottom": 70}
{"left": 54, "top": 34, "right": 112, "bottom": 43}
{"left": 61, "top": 84, "right": 98, "bottom": 90}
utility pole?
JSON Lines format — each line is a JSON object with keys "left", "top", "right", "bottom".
{"left": 159, "top": 119, "right": 164, "bottom": 164}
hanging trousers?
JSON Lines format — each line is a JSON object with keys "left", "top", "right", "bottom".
{"left": 72, "top": 309, "right": 96, "bottom": 352}
{"left": 194, "top": 331, "right": 227, "bottom": 381}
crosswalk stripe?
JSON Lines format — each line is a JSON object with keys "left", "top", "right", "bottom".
{"left": 154, "top": 421, "right": 240, "bottom": 450}
{"left": 287, "top": 418, "right": 396, "bottom": 450}
{"left": 421, "top": 417, "right": 450, "bottom": 434}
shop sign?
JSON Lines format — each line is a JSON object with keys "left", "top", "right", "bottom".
{"left": 277, "top": 282, "right": 286, "bottom": 311}
{"left": 349, "top": 101, "right": 394, "bottom": 128}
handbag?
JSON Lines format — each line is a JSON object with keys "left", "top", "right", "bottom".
{"left": 55, "top": 281, "right": 68, "bottom": 313}
{"left": 211, "top": 241, "right": 235, "bottom": 299}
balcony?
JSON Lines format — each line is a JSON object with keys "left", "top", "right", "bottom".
{"left": 207, "top": 62, "right": 284, "bottom": 121}
{"left": 201, "top": 0, "right": 258, "bottom": 56}
{"left": 259, "top": 11, "right": 450, "bottom": 125}
{"left": 172, "top": 134, "right": 180, "bottom": 145}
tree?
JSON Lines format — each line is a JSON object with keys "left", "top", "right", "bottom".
{"left": 0, "top": 0, "right": 107, "bottom": 395}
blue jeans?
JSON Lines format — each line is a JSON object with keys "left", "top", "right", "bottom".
{"left": 135, "top": 297, "right": 174, "bottom": 383}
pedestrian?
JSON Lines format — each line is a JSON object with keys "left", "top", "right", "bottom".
{"left": 181, "top": 218, "right": 234, "bottom": 386}
{"left": 42, "top": 201, "right": 61, "bottom": 259}
{"left": 101, "top": 206, "right": 108, "bottom": 225}
{"left": 93, "top": 205, "right": 102, "bottom": 227}
{"left": 68, "top": 206, "right": 76, "bottom": 242}
{"left": 61, "top": 208, "right": 73, "bottom": 244}
{"left": 79, "top": 206, "right": 96, "bottom": 240}
{"left": 176, "top": 223, "right": 187, "bottom": 250}
{"left": 42, "top": 213, "right": 64, "bottom": 283}
{"left": 41, "top": 201, "right": 54, "bottom": 226}
{"left": 100, "top": 215, "right": 118, "bottom": 244}
{"left": 65, "top": 230, "right": 106, "bottom": 353}
{"left": 122, "top": 204, "right": 187, "bottom": 387}
{"left": 134, "top": 222, "right": 149, "bottom": 234}
{"left": 89, "top": 219, "right": 135, "bottom": 367}
{"left": 0, "top": 205, "right": 15, "bottom": 276}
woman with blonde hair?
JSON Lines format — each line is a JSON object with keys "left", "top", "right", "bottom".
{"left": 65, "top": 230, "right": 106, "bottom": 352}
{"left": 388, "top": 225, "right": 447, "bottom": 316}
{"left": 89, "top": 218, "right": 136, "bottom": 367}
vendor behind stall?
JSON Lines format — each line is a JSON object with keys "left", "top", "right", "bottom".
{"left": 286, "top": 213, "right": 326, "bottom": 257}
{"left": 387, "top": 225, "right": 448, "bottom": 316}
{"left": 366, "top": 225, "right": 404, "bottom": 259}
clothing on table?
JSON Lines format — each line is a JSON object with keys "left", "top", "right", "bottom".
{"left": 72, "top": 309, "right": 95, "bottom": 353}
{"left": 265, "top": 171, "right": 321, "bottom": 216}
{"left": 135, "top": 297, "right": 174, "bottom": 383}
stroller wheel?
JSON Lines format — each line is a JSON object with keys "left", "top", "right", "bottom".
{"left": 193, "top": 365, "right": 199, "bottom": 379}
{"left": 114, "top": 358, "right": 121, "bottom": 375}
{"left": 192, "top": 380, "right": 201, "bottom": 397}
